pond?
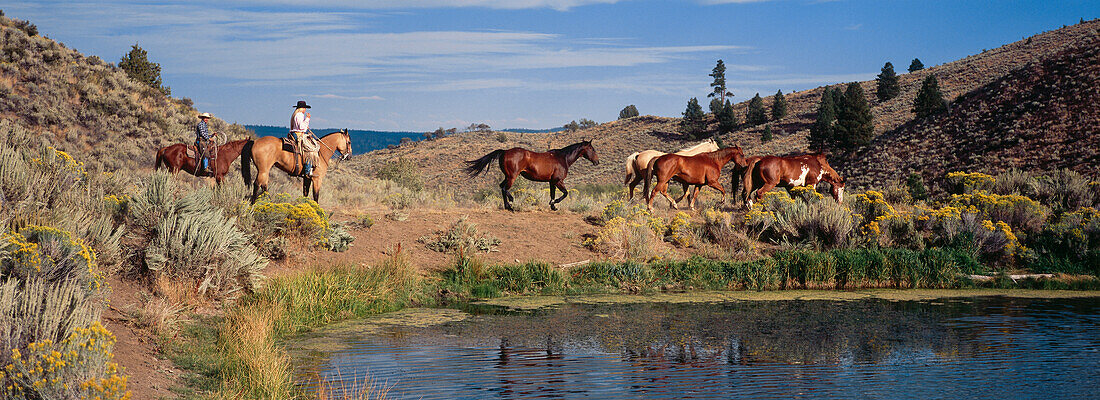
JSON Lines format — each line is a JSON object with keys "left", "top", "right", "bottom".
{"left": 289, "top": 292, "right": 1100, "bottom": 399}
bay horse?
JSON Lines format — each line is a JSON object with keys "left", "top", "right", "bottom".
{"left": 242, "top": 129, "right": 352, "bottom": 203}
{"left": 742, "top": 153, "right": 845, "bottom": 208}
{"left": 154, "top": 139, "right": 250, "bottom": 184}
{"left": 623, "top": 139, "right": 719, "bottom": 200}
{"left": 645, "top": 146, "right": 747, "bottom": 211}
{"left": 465, "top": 140, "right": 599, "bottom": 211}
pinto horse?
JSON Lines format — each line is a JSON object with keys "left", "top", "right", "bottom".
{"left": 154, "top": 139, "right": 250, "bottom": 184}
{"left": 645, "top": 146, "right": 747, "bottom": 211}
{"left": 742, "top": 153, "right": 845, "bottom": 207}
{"left": 622, "top": 139, "right": 719, "bottom": 200}
{"left": 241, "top": 129, "right": 352, "bottom": 203}
{"left": 465, "top": 140, "right": 599, "bottom": 211}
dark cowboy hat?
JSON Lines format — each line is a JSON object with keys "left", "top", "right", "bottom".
{"left": 293, "top": 100, "right": 311, "bottom": 109}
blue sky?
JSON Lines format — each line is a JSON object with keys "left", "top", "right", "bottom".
{"left": 4, "top": 1, "right": 1095, "bottom": 131}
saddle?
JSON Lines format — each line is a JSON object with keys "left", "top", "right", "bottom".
{"left": 283, "top": 134, "right": 306, "bottom": 177}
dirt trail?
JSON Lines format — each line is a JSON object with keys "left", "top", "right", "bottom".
{"left": 288, "top": 207, "right": 602, "bottom": 273}
{"left": 105, "top": 278, "right": 183, "bottom": 400}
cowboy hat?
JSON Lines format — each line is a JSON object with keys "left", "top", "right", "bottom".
{"left": 293, "top": 100, "right": 311, "bottom": 109}
{"left": 198, "top": 112, "right": 213, "bottom": 119}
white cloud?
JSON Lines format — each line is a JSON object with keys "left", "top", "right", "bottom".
{"left": 302, "top": 94, "right": 386, "bottom": 100}
{"left": 844, "top": 23, "right": 863, "bottom": 30}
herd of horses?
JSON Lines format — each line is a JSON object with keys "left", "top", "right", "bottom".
{"left": 153, "top": 131, "right": 844, "bottom": 211}
{"left": 466, "top": 138, "right": 845, "bottom": 211}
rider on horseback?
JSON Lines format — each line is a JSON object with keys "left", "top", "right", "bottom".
{"left": 195, "top": 112, "right": 215, "bottom": 175}
{"left": 290, "top": 100, "right": 320, "bottom": 177}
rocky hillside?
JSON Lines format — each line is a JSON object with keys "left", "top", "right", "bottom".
{"left": 358, "top": 19, "right": 1100, "bottom": 192}
{"left": 842, "top": 28, "right": 1099, "bottom": 189}
{"left": 0, "top": 14, "right": 247, "bottom": 173}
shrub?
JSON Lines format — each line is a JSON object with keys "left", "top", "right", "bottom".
{"left": 1037, "top": 169, "right": 1095, "bottom": 212}
{"left": 375, "top": 158, "right": 424, "bottom": 191}
{"left": 946, "top": 191, "right": 1047, "bottom": 233}
{"left": 619, "top": 104, "right": 639, "bottom": 119}
{"left": 945, "top": 171, "right": 994, "bottom": 194}
{"left": 992, "top": 168, "right": 1039, "bottom": 197}
{"left": 583, "top": 207, "right": 665, "bottom": 261}
{"left": 745, "top": 190, "right": 855, "bottom": 249}
{"left": 1027, "top": 207, "right": 1100, "bottom": 275}
{"left": 495, "top": 132, "right": 507, "bottom": 142}
{"left": 419, "top": 217, "right": 501, "bottom": 253}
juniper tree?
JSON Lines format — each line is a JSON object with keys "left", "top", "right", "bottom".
{"left": 708, "top": 59, "right": 733, "bottom": 103}
{"left": 715, "top": 99, "right": 739, "bottom": 135}
{"left": 809, "top": 88, "right": 838, "bottom": 150}
{"left": 619, "top": 105, "right": 639, "bottom": 119}
{"left": 875, "top": 62, "right": 900, "bottom": 101}
{"left": 119, "top": 43, "right": 170, "bottom": 96}
{"left": 746, "top": 93, "right": 767, "bottom": 126}
{"left": 680, "top": 97, "right": 707, "bottom": 138}
{"left": 835, "top": 82, "right": 874, "bottom": 148}
{"left": 913, "top": 75, "right": 948, "bottom": 118}
{"left": 908, "top": 58, "right": 924, "bottom": 73}
{"left": 579, "top": 118, "right": 597, "bottom": 129}
{"left": 761, "top": 125, "right": 773, "bottom": 142}
{"left": 771, "top": 89, "right": 788, "bottom": 120}
{"left": 563, "top": 120, "right": 580, "bottom": 132}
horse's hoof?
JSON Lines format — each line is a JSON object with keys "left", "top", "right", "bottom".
{"left": 550, "top": 204, "right": 558, "bottom": 211}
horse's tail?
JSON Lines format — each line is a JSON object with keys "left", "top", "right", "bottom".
{"left": 154, "top": 148, "right": 165, "bottom": 170}
{"left": 241, "top": 140, "right": 254, "bottom": 187}
{"left": 465, "top": 149, "right": 505, "bottom": 177}
{"left": 741, "top": 157, "right": 762, "bottom": 206}
{"left": 623, "top": 151, "right": 639, "bottom": 185}
{"left": 643, "top": 156, "right": 660, "bottom": 201}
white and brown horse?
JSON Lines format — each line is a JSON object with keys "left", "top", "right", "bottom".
{"left": 242, "top": 129, "right": 352, "bottom": 203}
{"left": 623, "top": 139, "right": 719, "bottom": 200}
{"left": 743, "top": 153, "right": 845, "bottom": 207}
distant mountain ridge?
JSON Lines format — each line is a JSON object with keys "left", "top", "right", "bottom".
{"left": 245, "top": 125, "right": 423, "bottom": 153}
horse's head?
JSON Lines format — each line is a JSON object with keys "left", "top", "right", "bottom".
{"left": 717, "top": 146, "right": 747, "bottom": 167}
{"left": 816, "top": 153, "right": 845, "bottom": 202}
{"left": 337, "top": 128, "right": 352, "bottom": 160}
{"left": 580, "top": 140, "right": 599, "bottom": 165}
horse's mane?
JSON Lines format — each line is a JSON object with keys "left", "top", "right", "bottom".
{"left": 551, "top": 141, "right": 591, "bottom": 160}
{"left": 678, "top": 139, "right": 715, "bottom": 153}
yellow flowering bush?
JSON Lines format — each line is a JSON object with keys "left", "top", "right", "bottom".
{"left": 1, "top": 322, "right": 130, "bottom": 400}
{"left": 789, "top": 185, "right": 824, "bottom": 203}
{"left": 946, "top": 171, "right": 994, "bottom": 194}
{"left": 947, "top": 191, "right": 1047, "bottom": 233}
{"left": 664, "top": 212, "right": 694, "bottom": 248}
{"left": 584, "top": 205, "right": 665, "bottom": 260}
{"left": 744, "top": 189, "right": 856, "bottom": 248}
{"left": 253, "top": 193, "right": 330, "bottom": 238}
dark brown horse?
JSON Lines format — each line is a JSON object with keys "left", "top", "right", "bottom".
{"left": 154, "top": 139, "right": 250, "bottom": 184}
{"left": 742, "top": 153, "right": 845, "bottom": 207}
{"left": 645, "top": 146, "right": 747, "bottom": 211}
{"left": 465, "top": 140, "right": 599, "bottom": 211}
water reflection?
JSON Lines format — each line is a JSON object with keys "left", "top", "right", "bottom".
{"left": 293, "top": 297, "right": 1100, "bottom": 399}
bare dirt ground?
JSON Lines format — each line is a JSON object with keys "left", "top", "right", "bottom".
{"left": 105, "top": 278, "right": 184, "bottom": 400}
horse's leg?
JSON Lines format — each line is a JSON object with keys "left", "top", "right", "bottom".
{"left": 500, "top": 175, "right": 516, "bottom": 211}
{"left": 550, "top": 180, "right": 568, "bottom": 211}
{"left": 252, "top": 165, "right": 271, "bottom": 204}
{"left": 689, "top": 185, "right": 701, "bottom": 211}
{"left": 753, "top": 179, "right": 779, "bottom": 207}
{"left": 303, "top": 177, "right": 312, "bottom": 198}
{"left": 706, "top": 178, "right": 728, "bottom": 208}
{"left": 311, "top": 175, "right": 324, "bottom": 202}
{"left": 628, "top": 174, "right": 643, "bottom": 201}
{"left": 674, "top": 181, "right": 690, "bottom": 204}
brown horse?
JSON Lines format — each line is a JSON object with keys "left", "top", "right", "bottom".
{"left": 465, "top": 140, "right": 599, "bottom": 211}
{"left": 623, "top": 139, "right": 719, "bottom": 200}
{"left": 743, "top": 153, "right": 845, "bottom": 207}
{"left": 242, "top": 129, "right": 352, "bottom": 203}
{"left": 154, "top": 139, "right": 250, "bottom": 184}
{"left": 645, "top": 146, "right": 747, "bottom": 211}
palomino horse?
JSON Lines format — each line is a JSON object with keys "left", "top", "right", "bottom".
{"left": 154, "top": 139, "right": 250, "bottom": 184}
{"left": 742, "top": 153, "right": 845, "bottom": 207}
{"left": 242, "top": 129, "right": 352, "bottom": 203}
{"left": 465, "top": 140, "right": 599, "bottom": 211}
{"left": 623, "top": 139, "right": 719, "bottom": 200}
{"left": 645, "top": 146, "right": 747, "bottom": 211}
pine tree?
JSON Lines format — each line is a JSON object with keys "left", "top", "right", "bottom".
{"left": 716, "top": 99, "right": 739, "bottom": 135}
{"left": 907, "top": 172, "right": 929, "bottom": 201}
{"left": 746, "top": 93, "right": 767, "bottom": 126}
{"left": 761, "top": 125, "right": 773, "bottom": 142}
{"left": 771, "top": 90, "right": 788, "bottom": 120}
{"left": 912, "top": 75, "right": 948, "bottom": 118}
{"left": 908, "top": 58, "right": 924, "bottom": 73}
{"left": 119, "top": 43, "right": 170, "bottom": 96}
{"left": 875, "top": 62, "right": 900, "bottom": 101}
{"left": 708, "top": 59, "right": 733, "bottom": 103}
{"left": 680, "top": 97, "right": 707, "bottom": 138}
{"left": 618, "top": 105, "right": 639, "bottom": 119}
{"left": 835, "top": 82, "right": 874, "bottom": 148}
{"left": 809, "top": 88, "right": 838, "bottom": 150}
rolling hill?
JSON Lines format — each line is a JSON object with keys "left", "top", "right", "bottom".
{"left": 353, "top": 19, "right": 1100, "bottom": 193}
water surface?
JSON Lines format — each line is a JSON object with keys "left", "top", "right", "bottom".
{"left": 291, "top": 294, "right": 1100, "bottom": 399}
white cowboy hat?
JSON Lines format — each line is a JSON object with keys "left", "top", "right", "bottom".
{"left": 198, "top": 112, "right": 213, "bottom": 119}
